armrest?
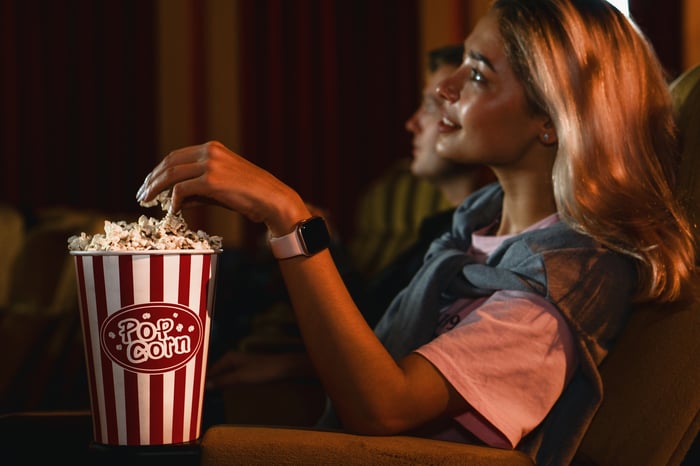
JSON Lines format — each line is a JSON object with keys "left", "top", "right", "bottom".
{"left": 0, "top": 410, "right": 93, "bottom": 464}
{"left": 200, "top": 425, "right": 535, "bottom": 466}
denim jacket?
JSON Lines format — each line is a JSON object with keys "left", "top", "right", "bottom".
{"left": 373, "top": 182, "right": 636, "bottom": 465}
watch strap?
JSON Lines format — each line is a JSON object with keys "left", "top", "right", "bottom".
{"left": 268, "top": 227, "right": 305, "bottom": 259}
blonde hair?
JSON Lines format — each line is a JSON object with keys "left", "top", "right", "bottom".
{"left": 493, "top": 0, "right": 695, "bottom": 302}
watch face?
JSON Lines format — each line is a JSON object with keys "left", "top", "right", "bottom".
{"left": 299, "top": 216, "right": 330, "bottom": 255}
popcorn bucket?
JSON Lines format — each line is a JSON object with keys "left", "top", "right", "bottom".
{"left": 71, "top": 250, "right": 219, "bottom": 446}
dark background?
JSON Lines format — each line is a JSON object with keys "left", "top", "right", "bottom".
{"left": 0, "top": 0, "right": 684, "bottom": 250}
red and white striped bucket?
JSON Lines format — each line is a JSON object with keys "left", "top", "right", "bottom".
{"left": 71, "top": 250, "right": 219, "bottom": 446}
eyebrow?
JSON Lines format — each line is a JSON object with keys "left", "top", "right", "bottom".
{"left": 467, "top": 50, "right": 496, "bottom": 72}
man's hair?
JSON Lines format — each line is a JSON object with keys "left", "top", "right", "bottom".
{"left": 427, "top": 44, "right": 464, "bottom": 72}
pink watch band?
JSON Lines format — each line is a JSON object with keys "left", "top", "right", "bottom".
{"left": 268, "top": 229, "right": 304, "bottom": 259}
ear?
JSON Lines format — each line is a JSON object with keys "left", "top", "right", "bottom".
{"left": 538, "top": 118, "right": 558, "bottom": 145}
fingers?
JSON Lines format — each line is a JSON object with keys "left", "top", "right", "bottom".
{"left": 136, "top": 140, "right": 309, "bottom": 232}
{"left": 205, "top": 351, "right": 295, "bottom": 388}
{"left": 205, "top": 352, "right": 262, "bottom": 389}
{"left": 208, "top": 350, "right": 245, "bottom": 376}
{"left": 135, "top": 173, "right": 151, "bottom": 203}
{"left": 136, "top": 143, "right": 213, "bottom": 211}
{"left": 138, "top": 163, "right": 203, "bottom": 213}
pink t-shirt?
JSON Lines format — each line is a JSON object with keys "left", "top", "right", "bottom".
{"left": 414, "top": 214, "right": 578, "bottom": 449}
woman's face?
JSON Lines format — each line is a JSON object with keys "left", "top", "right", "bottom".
{"left": 436, "top": 11, "right": 545, "bottom": 167}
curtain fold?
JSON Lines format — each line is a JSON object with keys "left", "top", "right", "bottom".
{"left": 238, "top": 0, "right": 419, "bottom": 246}
{"left": 630, "top": 0, "right": 682, "bottom": 79}
{"left": 1, "top": 0, "right": 683, "bottom": 245}
{"left": 0, "top": 0, "right": 157, "bottom": 217}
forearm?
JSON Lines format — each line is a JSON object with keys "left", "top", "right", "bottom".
{"left": 276, "top": 251, "right": 425, "bottom": 434}
{"left": 136, "top": 141, "right": 455, "bottom": 432}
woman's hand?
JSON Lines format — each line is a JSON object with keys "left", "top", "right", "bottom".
{"left": 206, "top": 350, "right": 315, "bottom": 389}
{"left": 136, "top": 142, "right": 464, "bottom": 436}
{"left": 136, "top": 140, "right": 311, "bottom": 236}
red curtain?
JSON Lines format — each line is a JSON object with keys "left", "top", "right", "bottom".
{"left": 0, "top": 0, "right": 157, "bottom": 218}
{"left": 3, "top": 0, "right": 678, "bottom": 245}
{"left": 629, "top": 0, "right": 682, "bottom": 79}
{"left": 236, "top": 0, "right": 420, "bottom": 246}
{"left": 1, "top": 0, "right": 419, "bottom": 247}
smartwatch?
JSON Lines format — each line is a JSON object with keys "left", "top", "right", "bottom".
{"left": 268, "top": 216, "right": 331, "bottom": 259}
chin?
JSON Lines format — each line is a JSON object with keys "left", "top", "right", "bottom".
{"left": 410, "top": 163, "right": 429, "bottom": 178}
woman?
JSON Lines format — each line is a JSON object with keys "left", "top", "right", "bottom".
{"left": 137, "top": 1, "right": 694, "bottom": 464}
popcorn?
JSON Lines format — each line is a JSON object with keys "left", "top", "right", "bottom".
{"left": 139, "top": 189, "right": 173, "bottom": 212}
{"left": 67, "top": 190, "right": 223, "bottom": 252}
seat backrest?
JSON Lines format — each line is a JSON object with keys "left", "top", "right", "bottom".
{"left": 0, "top": 204, "right": 24, "bottom": 308}
{"left": 575, "top": 64, "right": 700, "bottom": 466}
{"left": 6, "top": 207, "right": 106, "bottom": 316}
{"left": 672, "top": 64, "right": 700, "bottom": 248}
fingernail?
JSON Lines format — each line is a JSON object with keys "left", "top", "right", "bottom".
{"left": 136, "top": 173, "right": 152, "bottom": 201}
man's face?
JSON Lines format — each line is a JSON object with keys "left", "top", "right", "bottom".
{"left": 405, "top": 64, "right": 459, "bottom": 181}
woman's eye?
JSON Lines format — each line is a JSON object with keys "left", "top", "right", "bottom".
{"left": 470, "top": 68, "right": 484, "bottom": 83}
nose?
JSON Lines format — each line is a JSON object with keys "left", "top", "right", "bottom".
{"left": 405, "top": 109, "right": 420, "bottom": 133}
{"left": 436, "top": 71, "right": 463, "bottom": 103}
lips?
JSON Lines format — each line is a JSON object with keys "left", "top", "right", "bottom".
{"left": 438, "top": 116, "right": 460, "bottom": 133}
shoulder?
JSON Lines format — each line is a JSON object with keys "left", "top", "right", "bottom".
{"left": 489, "top": 223, "right": 637, "bottom": 321}
{"left": 455, "top": 182, "right": 503, "bottom": 213}
{"left": 448, "top": 183, "right": 504, "bottom": 239}
{"left": 509, "top": 225, "right": 637, "bottom": 362}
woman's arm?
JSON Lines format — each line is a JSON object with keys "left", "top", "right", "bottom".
{"left": 277, "top": 249, "right": 466, "bottom": 433}
{"left": 138, "top": 141, "right": 467, "bottom": 434}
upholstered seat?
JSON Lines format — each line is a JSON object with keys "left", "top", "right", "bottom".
{"left": 0, "top": 203, "right": 24, "bottom": 309}
{"left": 0, "top": 207, "right": 106, "bottom": 413}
